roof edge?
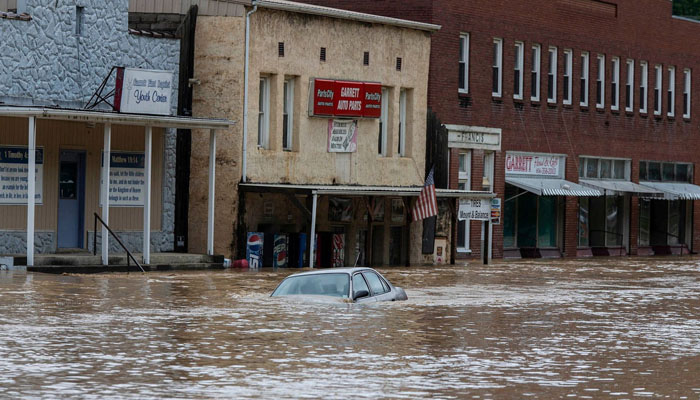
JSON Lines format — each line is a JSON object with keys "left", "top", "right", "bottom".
{"left": 253, "top": 0, "right": 441, "bottom": 32}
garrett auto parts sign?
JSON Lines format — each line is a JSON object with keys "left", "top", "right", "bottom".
{"left": 309, "top": 78, "right": 381, "bottom": 118}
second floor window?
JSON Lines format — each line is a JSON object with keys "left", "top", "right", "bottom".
{"left": 258, "top": 77, "right": 270, "bottom": 148}
{"left": 684, "top": 69, "right": 691, "bottom": 119}
{"left": 378, "top": 87, "right": 388, "bottom": 156}
{"left": 283, "top": 78, "right": 294, "bottom": 151}
{"left": 611, "top": 57, "right": 620, "bottom": 110}
{"left": 668, "top": 66, "right": 676, "bottom": 117}
{"left": 580, "top": 52, "right": 589, "bottom": 107}
{"left": 531, "top": 44, "right": 541, "bottom": 101}
{"left": 563, "top": 49, "right": 573, "bottom": 104}
{"left": 625, "top": 59, "right": 634, "bottom": 112}
{"left": 459, "top": 33, "right": 469, "bottom": 93}
{"left": 398, "top": 89, "right": 407, "bottom": 157}
{"left": 548, "top": 47, "right": 557, "bottom": 103}
{"left": 654, "top": 64, "right": 662, "bottom": 115}
{"left": 640, "top": 61, "right": 648, "bottom": 113}
{"left": 514, "top": 41, "right": 524, "bottom": 99}
{"left": 596, "top": 54, "right": 605, "bottom": 108}
{"left": 492, "top": 38, "right": 503, "bottom": 97}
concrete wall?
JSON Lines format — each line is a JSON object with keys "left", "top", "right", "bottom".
{"left": 0, "top": 0, "right": 180, "bottom": 254}
{"left": 190, "top": 7, "right": 432, "bottom": 260}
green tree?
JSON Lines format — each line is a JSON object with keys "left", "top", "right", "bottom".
{"left": 673, "top": 0, "right": 700, "bottom": 17}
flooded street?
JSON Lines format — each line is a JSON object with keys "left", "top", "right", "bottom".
{"left": 2, "top": 258, "right": 700, "bottom": 399}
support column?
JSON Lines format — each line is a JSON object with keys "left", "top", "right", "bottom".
{"left": 309, "top": 192, "right": 318, "bottom": 268}
{"left": 26, "top": 116, "right": 36, "bottom": 267}
{"left": 101, "top": 123, "right": 111, "bottom": 265}
{"left": 143, "top": 126, "right": 152, "bottom": 264}
{"left": 207, "top": 129, "right": 217, "bottom": 255}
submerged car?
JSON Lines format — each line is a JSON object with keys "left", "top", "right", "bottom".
{"left": 271, "top": 267, "right": 408, "bottom": 303}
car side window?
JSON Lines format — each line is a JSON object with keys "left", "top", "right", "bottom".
{"left": 379, "top": 277, "right": 391, "bottom": 293}
{"left": 352, "top": 274, "right": 370, "bottom": 298}
{"left": 362, "top": 272, "right": 388, "bottom": 295}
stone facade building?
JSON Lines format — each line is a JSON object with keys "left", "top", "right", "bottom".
{"left": 296, "top": 0, "right": 700, "bottom": 260}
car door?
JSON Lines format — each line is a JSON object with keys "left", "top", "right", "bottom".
{"left": 362, "top": 271, "right": 393, "bottom": 302}
{"left": 352, "top": 273, "right": 376, "bottom": 303}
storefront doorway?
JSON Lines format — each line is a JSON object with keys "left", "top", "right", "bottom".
{"left": 57, "top": 150, "right": 86, "bottom": 249}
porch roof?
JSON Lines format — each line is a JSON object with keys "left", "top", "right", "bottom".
{"left": 0, "top": 106, "right": 234, "bottom": 130}
{"left": 579, "top": 179, "right": 665, "bottom": 198}
{"left": 239, "top": 182, "right": 494, "bottom": 198}
{"left": 639, "top": 181, "right": 700, "bottom": 200}
{"left": 505, "top": 177, "right": 601, "bottom": 197}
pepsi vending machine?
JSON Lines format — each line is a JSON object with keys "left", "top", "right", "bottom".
{"left": 246, "top": 232, "right": 264, "bottom": 269}
{"left": 273, "top": 234, "right": 288, "bottom": 268}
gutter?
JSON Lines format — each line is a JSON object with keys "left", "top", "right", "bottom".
{"left": 242, "top": 3, "right": 258, "bottom": 183}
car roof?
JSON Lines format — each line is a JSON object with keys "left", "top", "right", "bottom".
{"left": 284, "top": 267, "right": 375, "bottom": 277}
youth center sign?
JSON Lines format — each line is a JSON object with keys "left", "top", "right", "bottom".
{"left": 0, "top": 146, "right": 43, "bottom": 204}
{"left": 309, "top": 78, "right": 382, "bottom": 118}
{"left": 114, "top": 67, "right": 174, "bottom": 116}
{"left": 100, "top": 151, "right": 146, "bottom": 207}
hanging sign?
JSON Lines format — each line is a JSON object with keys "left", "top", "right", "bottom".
{"left": 458, "top": 198, "right": 491, "bottom": 221}
{"left": 0, "top": 146, "right": 43, "bottom": 204}
{"left": 114, "top": 67, "right": 174, "bottom": 116}
{"left": 328, "top": 119, "right": 358, "bottom": 153}
{"left": 491, "top": 198, "right": 502, "bottom": 225}
{"left": 309, "top": 78, "right": 382, "bottom": 118}
{"left": 100, "top": 151, "right": 146, "bottom": 207}
{"left": 505, "top": 153, "right": 562, "bottom": 177}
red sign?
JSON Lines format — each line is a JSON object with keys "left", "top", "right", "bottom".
{"left": 310, "top": 78, "right": 381, "bottom": 118}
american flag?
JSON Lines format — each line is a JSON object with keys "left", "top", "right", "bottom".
{"left": 412, "top": 167, "right": 438, "bottom": 221}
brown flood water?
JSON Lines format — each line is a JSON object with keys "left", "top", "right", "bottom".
{"left": 1, "top": 257, "right": 700, "bottom": 399}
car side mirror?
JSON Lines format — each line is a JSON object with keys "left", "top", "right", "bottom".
{"left": 353, "top": 290, "right": 369, "bottom": 300}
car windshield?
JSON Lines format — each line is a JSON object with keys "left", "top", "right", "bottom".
{"left": 272, "top": 273, "right": 350, "bottom": 298}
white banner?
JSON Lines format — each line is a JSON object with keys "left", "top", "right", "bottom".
{"left": 458, "top": 198, "right": 491, "bottom": 221}
{"left": 118, "top": 68, "right": 174, "bottom": 116}
{"left": 100, "top": 151, "right": 146, "bottom": 207}
{"left": 327, "top": 119, "right": 358, "bottom": 153}
{"left": 0, "top": 146, "right": 43, "bottom": 204}
{"left": 505, "top": 153, "right": 562, "bottom": 177}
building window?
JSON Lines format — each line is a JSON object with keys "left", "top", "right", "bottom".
{"left": 668, "top": 66, "right": 676, "bottom": 117}
{"left": 548, "top": 46, "right": 557, "bottom": 103}
{"left": 563, "top": 49, "right": 573, "bottom": 105}
{"left": 458, "top": 151, "right": 471, "bottom": 190}
{"left": 531, "top": 44, "right": 541, "bottom": 101}
{"left": 283, "top": 78, "right": 294, "bottom": 151}
{"left": 611, "top": 57, "right": 620, "bottom": 111}
{"left": 640, "top": 61, "right": 648, "bottom": 113}
{"left": 596, "top": 54, "right": 605, "bottom": 109}
{"left": 580, "top": 51, "right": 589, "bottom": 107}
{"left": 492, "top": 38, "right": 503, "bottom": 97}
{"left": 513, "top": 41, "right": 524, "bottom": 99}
{"left": 684, "top": 68, "right": 691, "bottom": 119}
{"left": 459, "top": 33, "right": 469, "bottom": 93}
{"left": 625, "top": 59, "right": 634, "bottom": 112}
{"left": 398, "top": 88, "right": 407, "bottom": 157}
{"left": 378, "top": 87, "right": 388, "bottom": 156}
{"left": 75, "top": 6, "right": 84, "bottom": 36}
{"left": 579, "top": 157, "right": 629, "bottom": 180}
{"left": 639, "top": 160, "right": 693, "bottom": 183}
{"left": 482, "top": 152, "right": 494, "bottom": 192}
{"left": 654, "top": 64, "right": 662, "bottom": 115}
{"left": 257, "top": 77, "right": 270, "bottom": 148}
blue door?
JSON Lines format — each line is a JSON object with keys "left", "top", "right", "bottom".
{"left": 57, "top": 151, "right": 86, "bottom": 249}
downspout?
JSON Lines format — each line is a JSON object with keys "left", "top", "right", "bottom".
{"left": 242, "top": 2, "right": 258, "bottom": 183}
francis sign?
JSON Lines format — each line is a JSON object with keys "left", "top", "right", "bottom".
{"left": 0, "top": 146, "right": 43, "bottom": 204}
{"left": 114, "top": 67, "right": 174, "bottom": 116}
{"left": 309, "top": 78, "right": 382, "bottom": 118}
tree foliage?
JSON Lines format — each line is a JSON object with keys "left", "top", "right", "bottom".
{"left": 673, "top": 0, "right": 700, "bottom": 17}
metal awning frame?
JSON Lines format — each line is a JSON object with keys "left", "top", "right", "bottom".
{"left": 579, "top": 179, "right": 665, "bottom": 198}
{"left": 239, "top": 182, "right": 495, "bottom": 198}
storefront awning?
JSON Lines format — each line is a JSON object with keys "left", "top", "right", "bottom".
{"left": 239, "top": 183, "right": 494, "bottom": 198}
{"left": 505, "top": 177, "right": 601, "bottom": 197}
{"left": 579, "top": 179, "right": 664, "bottom": 197}
{"left": 639, "top": 182, "right": 700, "bottom": 200}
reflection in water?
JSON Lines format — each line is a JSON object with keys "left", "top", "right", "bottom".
{"left": 2, "top": 258, "right": 700, "bottom": 398}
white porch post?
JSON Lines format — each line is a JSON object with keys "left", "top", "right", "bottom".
{"left": 26, "top": 116, "right": 36, "bottom": 267}
{"left": 309, "top": 192, "right": 318, "bottom": 269}
{"left": 101, "top": 123, "right": 111, "bottom": 265}
{"left": 143, "top": 126, "right": 152, "bottom": 264}
{"left": 207, "top": 129, "right": 217, "bottom": 256}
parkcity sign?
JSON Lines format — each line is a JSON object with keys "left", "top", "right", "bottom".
{"left": 309, "top": 78, "right": 382, "bottom": 118}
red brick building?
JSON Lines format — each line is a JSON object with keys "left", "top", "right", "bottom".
{"left": 297, "top": 0, "right": 700, "bottom": 260}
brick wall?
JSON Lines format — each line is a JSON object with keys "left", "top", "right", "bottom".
{"left": 297, "top": 0, "right": 700, "bottom": 257}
